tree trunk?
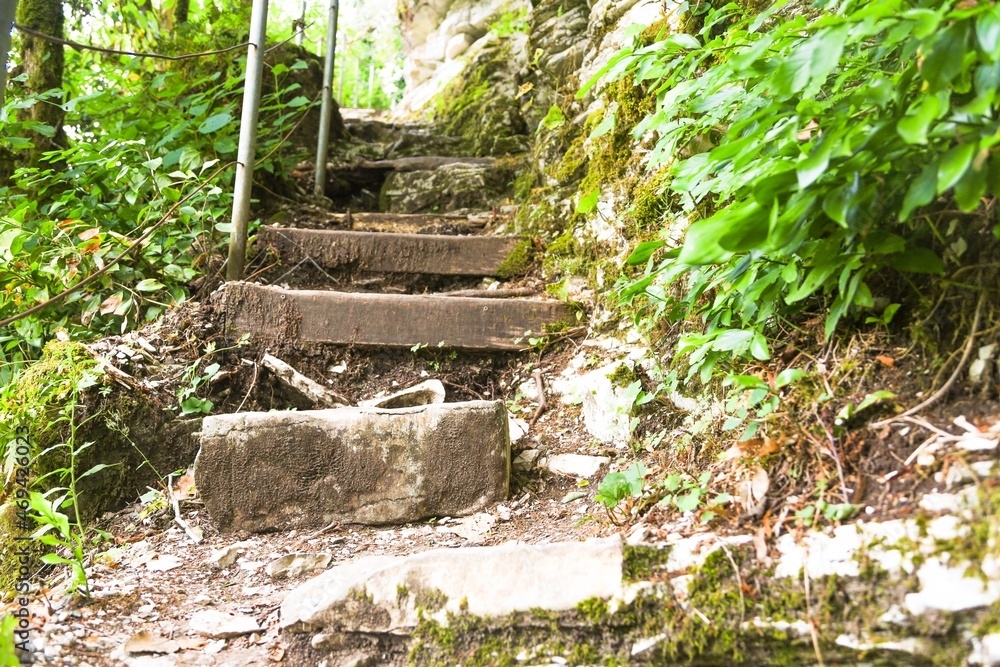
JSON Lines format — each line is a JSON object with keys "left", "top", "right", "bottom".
{"left": 16, "top": 0, "right": 66, "bottom": 166}
{"left": 175, "top": 0, "right": 190, "bottom": 25}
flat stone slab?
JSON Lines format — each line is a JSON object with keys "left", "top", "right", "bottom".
{"left": 281, "top": 536, "right": 623, "bottom": 635}
{"left": 195, "top": 401, "right": 509, "bottom": 533}
{"left": 260, "top": 227, "right": 520, "bottom": 276}
{"left": 218, "top": 283, "right": 572, "bottom": 351}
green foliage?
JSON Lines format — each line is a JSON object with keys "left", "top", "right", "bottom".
{"left": 0, "top": 615, "right": 18, "bottom": 666}
{"left": 1, "top": 11, "right": 315, "bottom": 363}
{"left": 29, "top": 490, "right": 90, "bottom": 597}
{"left": 489, "top": 9, "right": 530, "bottom": 38}
{"left": 10, "top": 344, "right": 113, "bottom": 598}
{"left": 594, "top": 461, "right": 647, "bottom": 509}
{"left": 176, "top": 360, "right": 221, "bottom": 415}
{"left": 722, "top": 368, "right": 805, "bottom": 440}
{"left": 589, "top": 0, "right": 1000, "bottom": 381}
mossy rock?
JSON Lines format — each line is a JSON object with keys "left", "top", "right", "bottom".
{"left": 0, "top": 342, "right": 201, "bottom": 591}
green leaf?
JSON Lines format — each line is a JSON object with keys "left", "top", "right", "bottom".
{"left": 955, "top": 159, "right": 988, "bottom": 210}
{"left": 938, "top": 143, "right": 976, "bottom": 194}
{"left": 921, "top": 25, "right": 968, "bottom": 91}
{"left": 198, "top": 112, "right": 233, "bottom": 134}
{"left": 286, "top": 96, "right": 311, "bottom": 108}
{"left": 749, "top": 331, "right": 770, "bottom": 360}
{"left": 78, "top": 462, "right": 115, "bottom": 480}
{"left": 540, "top": 105, "right": 566, "bottom": 131}
{"left": 857, "top": 390, "right": 896, "bottom": 412}
{"left": 797, "top": 138, "right": 833, "bottom": 189}
{"left": 595, "top": 472, "right": 629, "bottom": 508}
{"left": 1, "top": 615, "right": 21, "bottom": 667}
{"left": 679, "top": 200, "right": 761, "bottom": 265}
{"left": 214, "top": 136, "right": 238, "bottom": 153}
{"left": 977, "top": 6, "right": 1000, "bottom": 61}
{"left": 626, "top": 240, "right": 667, "bottom": 265}
{"left": 135, "top": 279, "right": 166, "bottom": 292}
{"left": 823, "top": 503, "right": 858, "bottom": 521}
{"left": 674, "top": 491, "right": 702, "bottom": 512}
{"left": 589, "top": 113, "right": 615, "bottom": 138}
{"left": 713, "top": 329, "right": 753, "bottom": 352}
{"left": 900, "top": 162, "right": 938, "bottom": 221}
{"left": 890, "top": 248, "right": 944, "bottom": 274}
{"left": 775, "top": 368, "right": 806, "bottom": 388}
{"left": 576, "top": 187, "right": 600, "bottom": 214}
{"left": 896, "top": 96, "right": 940, "bottom": 145}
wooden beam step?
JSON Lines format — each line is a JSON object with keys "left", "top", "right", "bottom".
{"left": 261, "top": 227, "right": 521, "bottom": 276}
{"left": 219, "top": 283, "right": 572, "bottom": 351}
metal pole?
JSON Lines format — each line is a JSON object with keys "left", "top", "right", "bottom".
{"left": 338, "top": 57, "right": 344, "bottom": 102}
{"left": 312, "top": 0, "right": 338, "bottom": 197}
{"left": 352, "top": 56, "right": 359, "bottom": 107}
{"left": 226, "top": 0, "right": 269, "bottom": 281}
{"left": 0, "top": 0, "right": 17, "bottom": 116}
{"left": 367, "top": 60, "right": 374, "bottom": 107}
{"left": 295, "top": 0, "right": 306, "bottom": 47}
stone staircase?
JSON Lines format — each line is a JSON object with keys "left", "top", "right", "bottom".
{"left": 197, "top": 116, "right": 573, "bottom": 532}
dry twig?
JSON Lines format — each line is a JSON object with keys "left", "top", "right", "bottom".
{"left": 871, "top": 290, "right": 987, "bottom": 428}
{"left": 528, "top": 369, "right": 547, "bottom": 428}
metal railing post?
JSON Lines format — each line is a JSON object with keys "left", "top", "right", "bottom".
{"left": 225, "top": 0, "right": 269, "bottom": 281}
{"left": 295, "top": 0, "right": 306, "bottom": 47}
{"left": 312, "top": 0, "right": 338, "bottom": 197}
{"left": 352, "top": 56, "right": 359, "bottom": 107}
{"left": 367, "top": 60, "right": 374, "bottom": 107}
{"left": 0, "top": 0, "right": 17, "bottom": 115}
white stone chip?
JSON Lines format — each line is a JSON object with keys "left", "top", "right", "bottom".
{"left": 188, "top": 610, "right": 262, "bottom": 639}
{"left": 541, "top": 453, "right": 609, "bottom": 478}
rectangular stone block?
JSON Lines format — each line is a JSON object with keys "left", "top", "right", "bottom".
{"left": 195, "top": 401, "right": 509, "bottom": 533}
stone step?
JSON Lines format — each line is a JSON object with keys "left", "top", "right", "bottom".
{"left": 218, "top": 283, "right": 572, "bottom": 351}
{"left": 260, "top": 227, "right": 521, "bottom": 276}
{"left": 280, "top": 536, "right": 623, "bottom": 638}
{"left": 195, "top": 401, "right": 509, "bottom": 533}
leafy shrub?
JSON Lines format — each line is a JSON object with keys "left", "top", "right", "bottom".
{"left": 0, "top": 23, "right": 315, "bottom": 367}
{"left": 588, "top": 0, "right": 1000, "bottom": 380}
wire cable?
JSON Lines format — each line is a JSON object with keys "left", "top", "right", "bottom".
{"left": 12, "top": 22, "right": 315, "bottom": 61}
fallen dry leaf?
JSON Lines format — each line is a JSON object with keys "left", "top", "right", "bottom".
{"left": 173, "top": 470, "right": 197, "bottom": 500}
{"left": 124, "top": 631, "right": 179, "bottom": 655}
{"left": 876, "top": 354, "right": 895, "bottom": 368}
{"left": 77, "top": 227, "right": 101, "bottom": 242}
{"left": 99, "top": 295, "right": 122, "bottom": 315}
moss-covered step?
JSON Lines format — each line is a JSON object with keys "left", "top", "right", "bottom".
{"left": 260, "top": 227, "right": 521, "bottom": 277}
{"left": 195, "top": 400, "right": 509, "bottom": 533}
{"left": 280, "top": 536, "right": 623, "bottom": 636}
{"left": 217, "top": 282, "right": 572, "bottom": 351}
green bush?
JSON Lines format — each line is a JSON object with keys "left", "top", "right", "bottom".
{"left": 587, "top": 0, "right": 999, "bottom": 381}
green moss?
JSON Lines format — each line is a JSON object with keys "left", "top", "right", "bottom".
{"left": 623, "top": 544, "right": 671, "bottom": 582}
{"left": 576, "top": 597, "right": 609, "bottom": 623}
{"left": 431, "top": 39, "right": 528, "bottom": 156}
{"left": 554, "top": 133, "right": 588, "bottom": 184}
{"left": 414, "top": 587, "right": 449, "bottom": 613}
{"left": 627, "top": 168, "right": 670, "bottom": 235}
{"left": 496, "top": 239, "right": 533, "bottom": 279}
{"left": 606, "top": 364, "right": 639, "bottom": 389}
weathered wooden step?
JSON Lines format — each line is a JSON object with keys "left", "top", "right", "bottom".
{"left": 358, "top": 156, "right": 494, "bottom": 172}
{"left": 260, "top": 227, "right": 520, "bottom": 276}
{"left": 219, "top": 283, "right": 572, "bottom": 351}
